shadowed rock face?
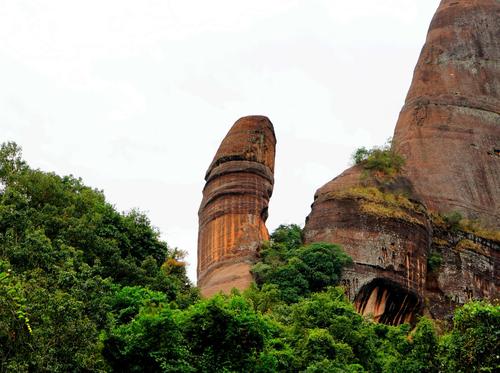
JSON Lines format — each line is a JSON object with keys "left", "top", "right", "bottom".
{"left": 304, "top": 0, "right": 499, "bottom": 324}
{"left": 393, "top": 0, "right": 500, "bottom": 227}
{"left": 424, "top": 226, "right": 499, "bottom": 320}
{"left": 303, "top": 170, "right": 431, "bottom": 325}
{"left": 197, "top": 116, "right": 276, "bottom": 297}
{"left": 355, "top": 278, "right": 421, "bottom": 325}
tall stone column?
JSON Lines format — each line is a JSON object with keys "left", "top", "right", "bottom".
{"left": 197, "top": 116, "right": 276, "bottom": 297}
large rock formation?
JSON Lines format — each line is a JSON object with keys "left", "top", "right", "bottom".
{"left": 393, "top": 0, "right": 500, "bottom": 227}
{"left": 304, "top": 0, "right": 499, "bottom": 324}
{"left": 304, "top": 172, "right": 432, "bottom": 324}
{"left": 197, "top": 116, "right": 276, "bottom": 297}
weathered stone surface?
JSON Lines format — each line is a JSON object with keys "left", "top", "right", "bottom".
{"left": 304, "top": 176, "right": 431, "bottom": 325}
{"left": 303, "top": 0, "right": 500, "bottom": 324}
{"left": 393, "top": 0, "right": 500, "bottom": 227}
{"left": 197, "top": 116, "right": 276, "bottom": 297}
{"left": 424, "top": 226, "right": 499, "bottom": 320}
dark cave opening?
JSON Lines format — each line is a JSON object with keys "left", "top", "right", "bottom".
{"left": 354, "top": 278, "right": 422, "bottom": 325}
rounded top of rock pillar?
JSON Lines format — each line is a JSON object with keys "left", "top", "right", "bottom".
{"left": 206, "top": 115, "right": 276, "bottom": 181}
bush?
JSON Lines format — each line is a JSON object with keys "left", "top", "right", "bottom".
{"left": 352, "top": 138, "right": 405, "bottom": 177}
{"left": 427, "top": 251, "right": 443, "bottom": 272}
{"left": 443, "top": 211, "right": 463, "bottom": 231}
{"left": 352, "top": 147, "right": 370, "bottom": 165}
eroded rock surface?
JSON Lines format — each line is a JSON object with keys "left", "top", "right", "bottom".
{"left": 197, "top": 116, "right": 276, "bottom": 297}
{"left": 304, "top": 0, "right": 499, "bottom": 324}
{"left": 304, "top": 173, "right": 431, "bottom": 325}
{"left": 424, "top": 226, "right": 499, "bottom": 320}
{"left": 393, "top": 0, "right": 500, "bottom": 227}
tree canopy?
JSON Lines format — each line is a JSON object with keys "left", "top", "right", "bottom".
{"left": 1, "top": 143, "right": 498, "bottom": 372}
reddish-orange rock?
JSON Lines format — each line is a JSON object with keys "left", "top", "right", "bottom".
{"left": 304, "top": 0, "right": 499, "bottom": 324}
{"left": 197, "top": 116, "right": 276, "bottom": 297}
{"left": 393, "top": 0, "right": 500, "bottom": 226}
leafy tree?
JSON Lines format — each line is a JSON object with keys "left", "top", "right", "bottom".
{"left": 438, "top": 301, "right": 500, "bottom": 372}
{"left": 0, "top": 264, "right": 31, "bottom": 371}
{"left": 270, "top": 224, "right": 303, "bottom": 251}
{"left": 278, "top": 288, "right": 381, "bottom": 371}
{"left": 103, "top": 305, "right": 188, "bottom": 372}
{"left": 103, "top": 294, "right": 278, "bottom": 373}
{"left": 253, "top": 240, "right": 352, "bottom": 303}
{"left": 352, "top": 146, "right": 370, "bottom": 165}
{"left": 0, "top": 142, "right": 26, "bottom": 183}
{"left": 384, "top": 317, "right": 439, "bottom": 373}
{"left": 181, "top": 295, "right": 275, "bottom": 372}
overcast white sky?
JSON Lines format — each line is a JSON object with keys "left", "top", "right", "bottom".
{"left": 1, "top": 0, "right": 439, "bottom": 281}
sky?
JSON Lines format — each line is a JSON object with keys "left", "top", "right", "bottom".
{"left": 0, "top": 0, "right": 440, "bottom": 282}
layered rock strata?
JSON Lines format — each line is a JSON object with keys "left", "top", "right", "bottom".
{"left": 197, "top": 116, "right": 276, "bottom": 297}
{"left": 424, "top": 226, "right": 499, "bottom": 320}
{"left": 304, "top": 0, "right": 499, "bottom": 324}
{"left": 304, "top": 173, "right": 431, "bottom": 325}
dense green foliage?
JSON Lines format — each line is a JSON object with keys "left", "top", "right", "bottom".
{"left": 0, "top": 143, "right": 197, "bottom": 372}
{"left": 252, "top": 224, "right": 352, "bottom": 303}
{"left": 1, "top": 143, "right": 499, "bottom": 372}
{"left": 352, "top": 139, "right": 405, "bottom": 176}
{"left": 438, "top": 301, "right": 500, "bottom": 372}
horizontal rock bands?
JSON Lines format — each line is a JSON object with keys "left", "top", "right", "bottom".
{"left": 403, "top": 94, "right": 500, "bottom": 115}
{"left": 205, "top": 160, "right": 274, "bottom": 185}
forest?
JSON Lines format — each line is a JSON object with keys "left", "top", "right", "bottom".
{"left": 1, "top": 142, "right": 498, "bottom": 372}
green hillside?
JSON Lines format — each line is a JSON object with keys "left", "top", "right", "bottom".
{"left": 1, "top": 142, "right": 498, "bottom": 372}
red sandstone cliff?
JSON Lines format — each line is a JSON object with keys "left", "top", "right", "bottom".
{"left": 303, "top": 0, "right": 499, "bottom": 324}
{"left": 197, "top": 116, "right": 276, "bottom": 297}
{"left": 393, "top": 0, "right": 500, "bottom": 227}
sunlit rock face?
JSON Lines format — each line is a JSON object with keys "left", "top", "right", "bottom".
{"left": 393, "top": 0, "right": 500, "bottom": 227}
{"left": 197, "top": 116, "right": 276, "bottom": 297}
{"left": 304, "top": 0, "right": 499, "bottom": 324}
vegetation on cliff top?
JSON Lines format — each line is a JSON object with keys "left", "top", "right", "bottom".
{"left": 327, "top": 186, "right": 425, "bottom": 225}
{"left": 1, "top": 142, "right": 499, "bottom": 372}
{"left": 435, "top": 211, "right": 500, "bottom": 242}
{"left": 352, "top": 138, "right": 405, "bottom": 178}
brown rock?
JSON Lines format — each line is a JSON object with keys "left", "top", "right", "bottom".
{"left": 424, "top": 227, "right": 499, "bottom": 320}
{"left": 304, "top": 173, "right": 431, "bottom": 325}
{"left": 304, "top": 0, "right": 500, "bottom": 324}
{"left": 197, "top": 116, "right": 276, "bottom": 297}
{"left": 393, "top": 0, "right": 500, "bottom": 227}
